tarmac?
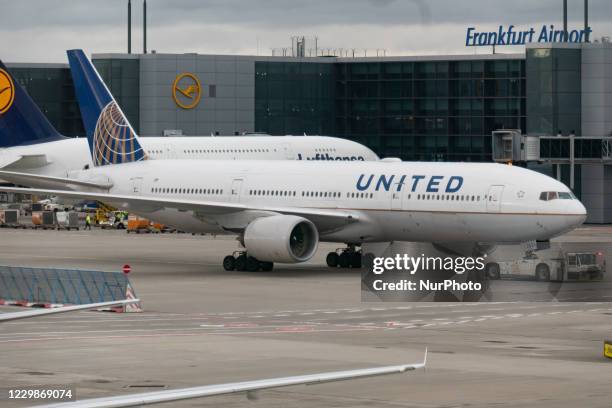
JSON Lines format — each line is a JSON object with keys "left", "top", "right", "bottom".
{"left": 1, "top": 227, "right": 612, "bottom": 407}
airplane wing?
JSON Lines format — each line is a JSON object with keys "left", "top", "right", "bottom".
{"left": 35, "top": 350, "right": 426, "bottom": 408}
{"left": 0, "top": 186, "right": 359, "bottom": 230}
{"left": 0, "top": 170, "right": 112, "bottom": 190}
{"left": 0, "top": 299, "right": 139, "bottom": 322}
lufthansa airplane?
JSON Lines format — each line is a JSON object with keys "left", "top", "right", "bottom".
{"left": 0, "top": 51, "right": 587, "bottom": 272}
{"left": 0, "top": 52, "right": 377, "bottom": 177}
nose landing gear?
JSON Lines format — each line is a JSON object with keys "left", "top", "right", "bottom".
{"left": 326, "top": 245, "right": 362, "bottom": 269}
{"left": 223, "top": 251, "right": 274, "bottom": 272}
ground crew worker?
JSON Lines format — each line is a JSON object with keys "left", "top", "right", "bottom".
{"left": 85, "top": 214, "right": 92, "bottom": 230}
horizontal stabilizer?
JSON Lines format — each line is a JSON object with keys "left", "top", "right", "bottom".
{"left": 0, "top": 170, "right": 113, "bottom": 190}
{"left": 0, "top": 154, "right": 49, "bottom": 170}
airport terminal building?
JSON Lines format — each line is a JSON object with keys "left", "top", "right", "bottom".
{"left": 6, "top": 42, "right": 612, "bottom": 222}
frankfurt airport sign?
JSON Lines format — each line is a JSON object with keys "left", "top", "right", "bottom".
{"left": 466, "top": 25, "right": 592, "bottom": 46}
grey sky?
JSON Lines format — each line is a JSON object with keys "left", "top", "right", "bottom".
{"left": 1, "top": 0, "right": 610, "bottom": 62}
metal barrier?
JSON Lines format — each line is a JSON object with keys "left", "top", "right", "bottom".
{"left": 0, "top": 265, "right": 140, "bottom": 312}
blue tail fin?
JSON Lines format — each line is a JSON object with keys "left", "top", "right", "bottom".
{"left": 67, "top": 49, "right": 147, "bottom": 166}
{"left": 0, "top": 61, "right": 65, "bottom": 148}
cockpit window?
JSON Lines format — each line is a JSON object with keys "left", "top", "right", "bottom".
{"left": 539, "top": 191, "right": 575, "bottom": 201}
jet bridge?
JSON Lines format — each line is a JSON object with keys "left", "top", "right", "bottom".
{"left": 491, "top": 130, "right": 612, "bottom": 189}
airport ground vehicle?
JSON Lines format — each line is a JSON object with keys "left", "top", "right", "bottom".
{"left": 485, "top": 251, "right": 605, "bottom": 281}
{"left": 97, "top": 210, "right": 128, "bottom": 229}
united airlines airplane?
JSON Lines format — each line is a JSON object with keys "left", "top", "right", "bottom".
{"left": 0, "top": 52, "right": 377, "bottom": 178}
{"left": 0, "top": 50, "right": 587, "bottom": 272}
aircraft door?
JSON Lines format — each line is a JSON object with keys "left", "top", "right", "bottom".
{"left": 230, "top": 179, "right": 243, "bottom": 203}
{"left": 486, "top": 185, "right": 504, "bottom": 213}
{"left": 281, "top": 143, "right": 294, "bottom": 159}
{"left": 164, "top": 144, "right": 176, "bottom": 159}
{"left": 390, "top": 179, "right": 405, "bottom": 210}
{"left": 130, "top": 177, "right": 143, "bottom": 194}
{"left": 390, "top": 192, "right": 403, "bottom": 210}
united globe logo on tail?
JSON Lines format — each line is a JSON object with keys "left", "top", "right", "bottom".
{"left": 93, "top": 101, "right": 147, "bottom": 166}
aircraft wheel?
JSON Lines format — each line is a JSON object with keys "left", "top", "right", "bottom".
{"left": 260, "top": 261, "right": 274, "bottom": 272}
{"left": 338, "top": 252, "right": 350, "bottom": 268}
{"left": 326, "top": 252, "right": 339, "bottom": 267}
{"left": 235, "top": 254, "right": 247, "bottom": 271}
{"left": 223, "top": 255, "right": 236, "bottom": 271}
{"left": 535, "top": 264, "right": 550, "bottom": 281}
{"left": 350, "top": 252, "right": 362, "bottom": 268}
{"left": 485, "top": 263, "right": 500, "bottom": 280}
{"left": 246, "top": 256, "right": 260, "bottom": 272}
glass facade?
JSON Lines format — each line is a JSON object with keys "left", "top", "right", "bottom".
{"left": 9, "top": 66, "right": 84, "bottom": 137}
{"left": 93, "top": 58, "right": 140, "bottom": 133}
{"left": 11, "top": 55, "right": 530, "bottom": 163}
{"left": 254, "top": 61, "right": 335, "bottom": 135}
{"left": 526, "top": 48, "right": 581, "bottom": 135}
{"left": 255, "top": 58, "right": 526, "bottom": 162}
{"left": 526, "top": 47, "right": 582, "bottom": 196}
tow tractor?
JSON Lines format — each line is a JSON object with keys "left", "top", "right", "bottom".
{"left": 485, "top": 250, "right": 605, "bottom": 281}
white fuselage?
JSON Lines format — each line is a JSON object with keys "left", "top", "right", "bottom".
{"left": 0, "top": 135, "right": 378, "bottom": 177}
{"left": 81, "top": 160, "right": 586, "bottom": 244}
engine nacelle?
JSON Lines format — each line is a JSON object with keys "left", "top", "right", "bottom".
{"left": 244, "top": 215, "right": 319, "bottom": 263}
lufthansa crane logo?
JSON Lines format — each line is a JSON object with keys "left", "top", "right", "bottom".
{"left": 0, "top": 68, "right": 15, "bottom": 115}
{"left": 172, "top": 72, "right": 201, "bottom": 109}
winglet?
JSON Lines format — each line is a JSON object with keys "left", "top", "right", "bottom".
{"left": 399, "top": 348, "right": 427, "bottom": 372}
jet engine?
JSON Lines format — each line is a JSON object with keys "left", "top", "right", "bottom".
{"left": 243, "top": 215, "right": 319, "bottom": 263}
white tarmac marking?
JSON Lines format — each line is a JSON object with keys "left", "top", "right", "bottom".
{"left": 2, "top": 303, "right": 605, "bottom": 342}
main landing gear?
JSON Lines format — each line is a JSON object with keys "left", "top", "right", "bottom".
{"left": 223, "top": 251, "right": 274, "bottom": 272}
{"left": 326, "top": 245, "right": 362, "bottom": 269}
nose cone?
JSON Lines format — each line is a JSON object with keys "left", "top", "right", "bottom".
{"left": 575, "top": 199, "right": 587, "bottom": 224}
{"left": 560, "top": 199, "right": 587, "bottom": 234}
